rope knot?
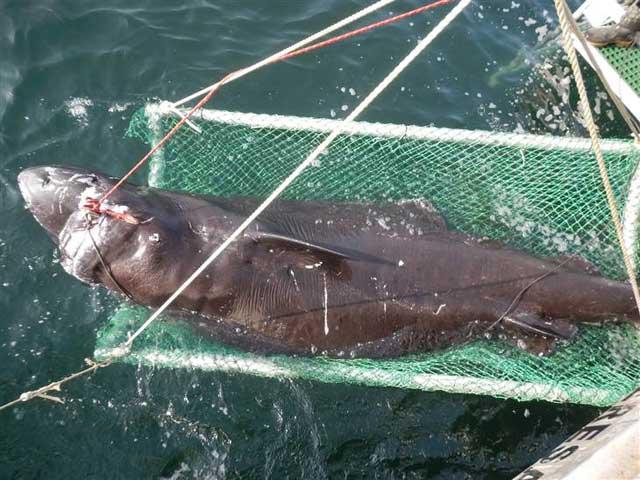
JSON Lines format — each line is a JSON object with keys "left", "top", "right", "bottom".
{"left": 19, "top": 392, "right": 35, "bottom": 402}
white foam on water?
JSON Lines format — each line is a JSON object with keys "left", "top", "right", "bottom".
{"left": 65, "top": 97, "right": 93, "bottom": 127}
{"left": 107, "top": 102, "right": 131, "bottom": 113}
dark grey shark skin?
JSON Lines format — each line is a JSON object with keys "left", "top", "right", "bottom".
{"left": 17, "top": 165, "right": 640, "bottom": 358}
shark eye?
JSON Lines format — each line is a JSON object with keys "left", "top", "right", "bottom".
{"left": 41, "top": 176, "right": 50, "bottom": 186}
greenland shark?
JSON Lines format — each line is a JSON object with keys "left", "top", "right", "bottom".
{"left": 17, "top": 165, "right": 639, "bottom": 358}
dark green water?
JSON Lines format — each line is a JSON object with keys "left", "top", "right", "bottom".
{"left": 0, "top": 1, "right": 614, "bottom": 478}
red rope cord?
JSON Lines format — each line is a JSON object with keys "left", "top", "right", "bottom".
{"left": 90, "top": 0, "right": 455, "bottom": 215}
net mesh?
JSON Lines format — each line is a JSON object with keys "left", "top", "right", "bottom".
{"left": 601, "top": 46, "right": 640, "bottom": 95}
{"left": 95, "top": 104, "right": 640, "bottom": 406}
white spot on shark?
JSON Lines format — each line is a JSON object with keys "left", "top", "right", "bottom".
{"left": 377, "top": 217, "right": 390, "bottom": 230}
{"left": 323, "top": 273, "right": 329, "bottom": 335}
{"left": 132, "top": 244, "right": 148, "bottom": 260}
{"left": 434, "top": 304, "right": 446, "bottom": 315}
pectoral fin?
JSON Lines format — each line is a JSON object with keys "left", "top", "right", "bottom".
{"left": 244, "top": 232, "right": 353, "bottom": 279}
{"left": 251, "top": 232, "right": 394, "bottom": 265}
{"left": 254, "top": 233, "right": 352, "bottom": 261}
{"left": 503, "top": 312, "right": 578, "bottom": 340}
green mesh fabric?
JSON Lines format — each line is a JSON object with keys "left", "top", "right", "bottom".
{"left": 134, "top": 106, "right": 640, "bottom": 278}
{"left": 600, "top": 46, "right": 640, "bottom": 95}
{"left": 95, "top": 305, "right": 640, "bottom": 407}
{"left": 94, "top": 104, "right": 640, "bottom": 406}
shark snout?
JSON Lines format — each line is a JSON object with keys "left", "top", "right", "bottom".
{"left": 17, "top": 166, "right": 48, "bottom": 208}
{"left": 17, "top": 165, "right": 93, "bottom": 240}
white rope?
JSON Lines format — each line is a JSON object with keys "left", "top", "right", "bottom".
{"left": 171, "top": 0, "right": 398, "bottom": 108}
{"left": 122, "top": 0, "right": 472, "bottom": 350}
{"left": 554, "top": 0, "right": 640, "bottom": 311}
{"left": 0, "top": 359, "right": 110, "bottom": 412}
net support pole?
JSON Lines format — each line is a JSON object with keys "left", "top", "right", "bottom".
{"left": 120, "top": 0, "right": 472, "bottom": 351}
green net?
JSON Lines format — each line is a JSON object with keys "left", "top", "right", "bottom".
{"left": 96, "top": 305, "right": 640, "bottom": 406}
{"left": 95, "top": 104, "right": 640, "bottom": 406}
{"left": 601, "top": 46, "right": 640, "bottom": 95}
